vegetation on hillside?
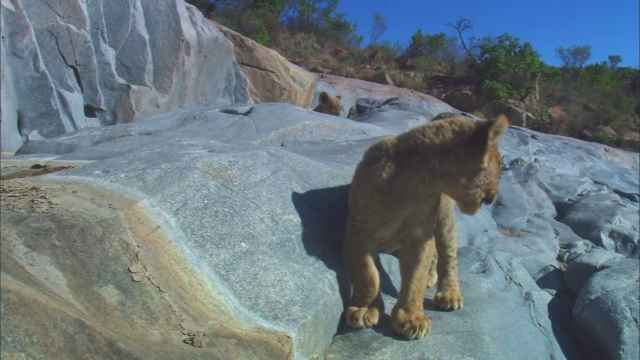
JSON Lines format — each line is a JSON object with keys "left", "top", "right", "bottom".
{"left": 187, "top": 0, "right": 639, "bottom": 150}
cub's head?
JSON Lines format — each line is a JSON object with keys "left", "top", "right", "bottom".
{"left": 448, "top": 115, "right": 509, "bottom": 215}
{"left": 313, "top": 91, "right": 342, "bottom": 116}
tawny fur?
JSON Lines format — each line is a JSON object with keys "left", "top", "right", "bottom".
{"left": 313, "top": 91, "right": 342, "bottom": 116}
{"left": 344, "top": 114, "right": 509, "bottom": 340}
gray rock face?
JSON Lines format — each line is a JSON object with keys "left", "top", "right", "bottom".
{"left": 0, "top": 0, "right": 250, "bottom": 153}
{"left": 4, "top": 99, "right": 638, "bottom": 359}
{"left": 2, "top": 3, "right": 638, "bottom": 358}
{"left": 561, "top": 244, "right": 639, "bottom": 360}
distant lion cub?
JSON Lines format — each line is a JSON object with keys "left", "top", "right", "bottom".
{"left": 345, "top": 114, "right": 509, "bottom": 340}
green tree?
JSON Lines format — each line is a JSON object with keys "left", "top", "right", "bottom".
{"left": 555, "top": 45, "right": 592, "bottom": 69}
{"left": 206, "top": 0, "right": 287, "bottom": 45}
{"left": 405, "top": 31, "right": 449, "bottom": 58}
{"left": 185, "top": 0, "right": 217, "bottom": 17}
{"left": 475, "top": 33, "right": 543, "bottom": 100}
{"left": 282, "top": 0, "right": 362, "bottom": 48}
{"left": 607, "top": 55, "right": 622, "bottom": 68}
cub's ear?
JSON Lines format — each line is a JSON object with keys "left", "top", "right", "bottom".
{"left": 467, "top": 115, "right": 510, "bottom": 161}
{"left": 488, "top": 114, "right": 510, "bottom": 144}
{"left": 319, "top": 91, "right": 329, "bottom": 103}
{"left": 336, "top": 96, "right": 342, "bottom": 100}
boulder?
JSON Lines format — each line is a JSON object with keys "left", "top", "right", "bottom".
{"left": 1, "top": 177, "right": 293, "bottom": 359}
{"left": 312, "top": 73, "right": 454, "bottom": 119}
{"left": 562, "top": 245, "right": 639, "bottom": 360}
{"left": 548, "top": 106, "right": 568, "bottom": 121}
{"left": 443, "top": 89, "right": 485, "bottom": 113}
{"left": 2, "top": 1, "right": 640, "bottom": 359}
{"left": 3, "top": 99, "right": 638, "bottom": 359}
{"left": 483, "top": 100, "right": 536, "bottom": 127}
{"left": 582, "top": 126, "right": 618, "bottom": 143}
{"left": 368, "top": 72, "right": 395, "bottom": 86}
{"left": 214, "top": 23, "right": 315, "bottom": 108}
{"left": 0, "top": 0, "right": 251, "bottom": 154}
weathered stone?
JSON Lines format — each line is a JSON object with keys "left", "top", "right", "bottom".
{"left": 312, "top": 73, "right": 454, "bottom": 119}
{"left": 482, "top": 100, "right": 536, "bottom": 127}
{"left": 367, "top": 72, "right": 395, "bottom": 86}
{"left": 0, "top": 0, "right": 251, "bottom": 154}
{"left": 4, "top": 99, "right": 638, "bottom": 359}
{"left": 443, "top": 89, "right": 485, "bottom": 113}
{"left": 568, "top": 250, "right": 639, "bottom": 360}
{"left": 583, "top": 125, "right": 618, "bottom": 143}
{"left": 215, "top": 22, "right": 315, "bottom": 108}
{"left": 2, "top": 2, "right": 640, "bottom": 359}
{"left": 1, "top": 177, "right": 293, "bottom": 359}
{"left": 548, "top": 106, "right": 568, "bottom": 121}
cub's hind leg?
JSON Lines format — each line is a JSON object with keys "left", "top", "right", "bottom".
{"left": 391, "top": 237, "right": 436, "bottom": 340}
{"left": 344, "top": 222, "right": 384, "bottom": 328}
{"left": 433, "top": 195, "right": 464, "bottom": 310}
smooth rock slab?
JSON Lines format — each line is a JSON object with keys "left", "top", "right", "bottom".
{"left": 4, "top": 101, "right": 639, "bottom": 359}
{"left": 1, "top": 177, "right": 292, "bottom": 359}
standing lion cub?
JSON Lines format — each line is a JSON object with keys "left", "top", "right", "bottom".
{"left": 345, "top": 114, "right": 509, "bottom": 340}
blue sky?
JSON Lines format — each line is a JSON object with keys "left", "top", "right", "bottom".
{"left": 337, "top": 0, "right": 639, "bottom": 68}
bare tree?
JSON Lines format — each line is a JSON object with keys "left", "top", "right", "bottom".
{"left": 448, "top": 16, "right": 476, "bottom": 63}
{"left": 369, "top": 11, "right": 388, "bottom": 46}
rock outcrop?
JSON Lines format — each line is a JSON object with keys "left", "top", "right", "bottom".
{"left": 0, "top": 0, "right": 251, "bottom": 154}
{"left": 2, "top": 2, "right": 639, "bottom": 360}
{"left": 312, "top": 73, "right": 455, "bottom": 119}
{"left": 215, "top": 23, "right": 315, "bottom": 108}
{"left": 3, "top": 98, "right": 638, "bottom": 359}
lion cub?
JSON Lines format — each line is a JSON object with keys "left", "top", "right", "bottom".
{"left": 313, "top": 91, "right": 342, "bottom": 116}
{"left": 344, "top": 114, "right": 509, "bottom": 340}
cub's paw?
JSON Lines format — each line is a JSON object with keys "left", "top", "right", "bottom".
{"left": 391, "top": 308, "right": 431, "bottom": 340}
{"left": 434, "top": 289, "right": 464, "bottom": 310}
{"left": 345, "top": 306, "right": 380, "bottom": 329}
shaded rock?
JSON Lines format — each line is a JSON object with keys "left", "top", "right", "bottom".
{"left": 582, "top": 126, "right": 618, "bottom": 143}
{"left": 333, "top": 47, "right": 348, "bottom": 58}
{"left": 443, "top": 89, "right": 485, "bottom": 113}
{"left": 483, "top": 101, "right": 535, "bottom": 127}
{"left": 621, "top": 130, "right": 640, "bottom": 151}
{"left": 2, "top": 3, "right": 639, "bottom": 356}
{"left": 563, "top": 246, "right": 640, "bottom": 360}
{"left": 558, "top": 191, "right": 639, "bottom": 257}
{"left": 367, "top": 72, "right": 395, "bottom": 86}
{"left": 5, "top": 99, "right": 638, "bottom": 359}
{"left": 0, "top": 0, "right": 251, "bottom": 154}
{"left": 396, "top": 56, "right": 415, "bottom": 70}
{"left": 215, "top": 23, "right": 314, "bottom": 108}
{"left": 312, "top": 73, "right": 454, "bottom": 119}
{"left": 548, "top": 106, "right": 568, "bottom": 121}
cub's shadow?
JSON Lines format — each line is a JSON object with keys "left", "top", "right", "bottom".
{"left": 292, "top": 186, "right": 400, "bottom": 338}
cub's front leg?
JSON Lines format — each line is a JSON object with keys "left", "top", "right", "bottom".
{"left": 391, "top": 238, "right": 436, "bottom": 340}
{"left": 433, "top": 195, "right": 464, "bottom": 310}
{"left": 345, "top": 222, "right": 384, "bottom": 329}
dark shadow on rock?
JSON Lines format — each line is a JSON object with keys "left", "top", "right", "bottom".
{"left": 293, "top": 186, "right": 401, "bottom": 339}
{"left": 334, "top": 312, "right": 406, "bottom": 340}
{"left": 376, "top": 254, "right": 399, "bottom": 299}
{"left": 292, "top": 186, "right": 350, "bottom": 310}
{"left": 536, "top": 268, "right": 585, "bottom": 359}
{"left": 423, "top": 298, "right": 452, "bottom": 313}
{"left": 547, "top": 293, "right": 585, "bottom": 360}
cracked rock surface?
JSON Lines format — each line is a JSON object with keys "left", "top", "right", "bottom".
{"left": 1, "top": 0, "right": 251, "bottom": 154}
